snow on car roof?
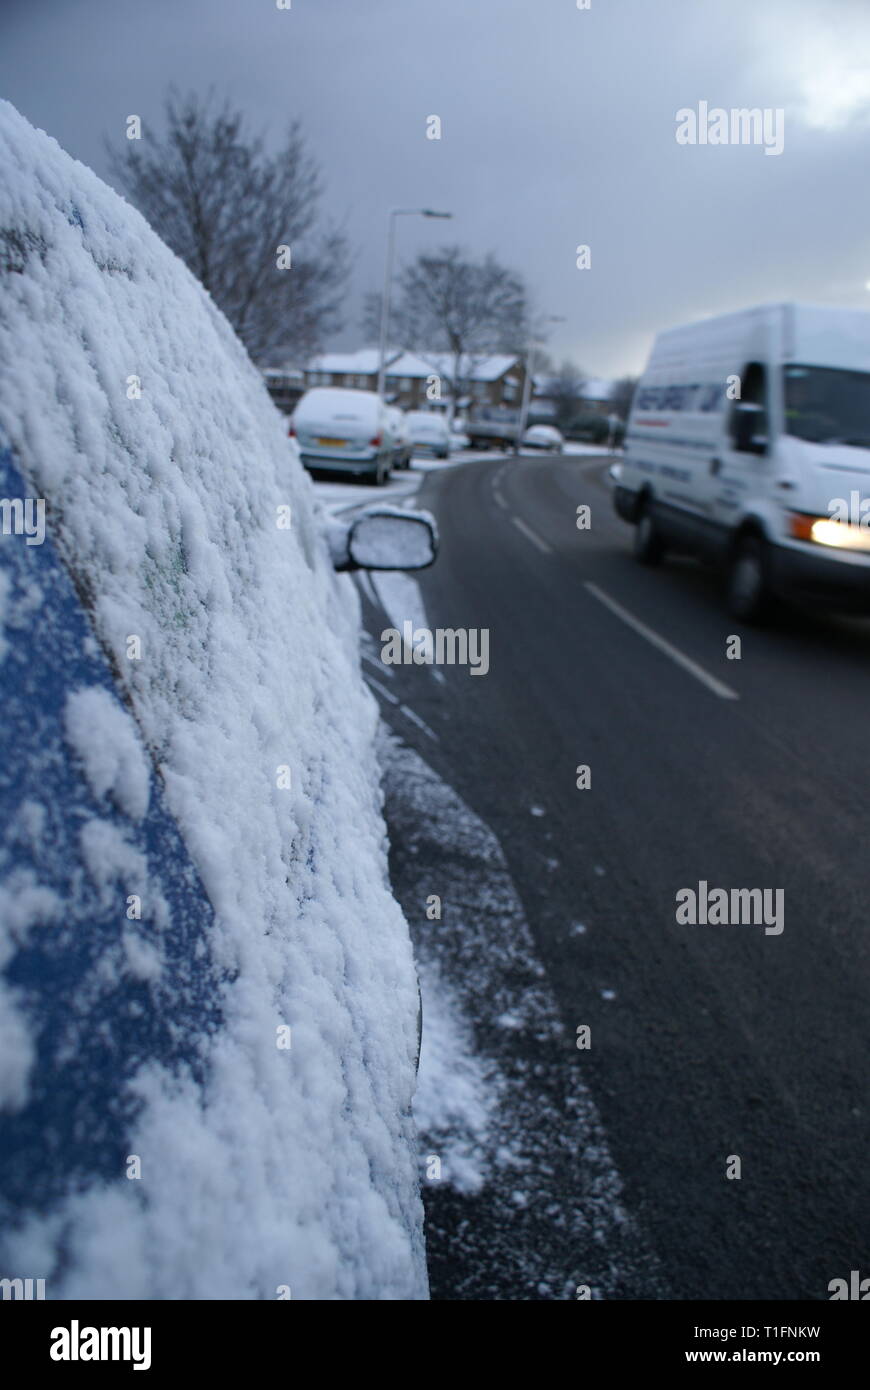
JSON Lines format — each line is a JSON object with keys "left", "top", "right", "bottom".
{"left": 295, "top": 385, "right": 383, "bottom": 421}
{"left": 0, "top": 99, "right": 426, "bottom": 1300}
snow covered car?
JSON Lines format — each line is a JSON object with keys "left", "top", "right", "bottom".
{"left": 291, "top": 386, "right": 394, "bottom": 484}
{"left": 0, "top": 101, "right": 431, "bottom": 1300}
{"left": 386, "top": 406, "right": 412, "bottom": 470}
{"left": 406, "top": 410, "right": 451, "bottom": 459}
{"left": 522, "top": 424, "right": 564, "bottom": 453}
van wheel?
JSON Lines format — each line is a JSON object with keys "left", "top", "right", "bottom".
{"left": 370, "top": 460, "right": 388, "bottom": 486}
{"left": 728, "top": 534, "right": 770, "bottom": 623}
{"left": 634, "top": 501, "right": 664, "bottom": 565}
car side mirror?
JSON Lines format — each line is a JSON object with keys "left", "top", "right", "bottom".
{"left": 732, "top": 402, "right": 767, "bottom": 455}
{"left": 333, "top": 505, "right": 439, "bottom": 572}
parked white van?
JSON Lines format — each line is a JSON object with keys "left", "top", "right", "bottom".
{"left": 292, "top": 386, "right": 394, "bottom": 484}
{"left": 615, "top": 303, "right": 870, "bottom": 620}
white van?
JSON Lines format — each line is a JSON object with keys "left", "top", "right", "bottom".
{"left": 615, "top": 303, "right": 870, "bottom": 619}
{"left": 292, "top": 387, "right": 393, "bottom": 484}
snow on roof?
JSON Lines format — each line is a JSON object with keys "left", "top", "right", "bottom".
{"left": 385, "top": 351, "right": 438, "bottom": 378}
{"left": 307, "top": 347, "right": 401, "bottom": 374}
{"left": 384, "top": 351, "right": 520, "bottom": 381}
{"left": 0, "top": 99, "right": 426, "bottom": 1300}
{"left": 262, "top": 366, "right": 304, "bottom": 381}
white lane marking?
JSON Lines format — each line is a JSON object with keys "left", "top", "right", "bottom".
{"left": 365, "top": 674, "right": 400, "bottom": 706}
{"left": 583, "top": 582, "right": 740, "bottom": 701}
{"left": 511, "top": 515, "right": 553, "bottom": 554}
{"left": 362, "top": 650, "right": 393, "bottom": 678}
{"left": 399, "top": 704, "right": 440, "bottom": 743}
{"left": 354, "top": 570, "right": 380, "bottom": 608}
{"left": 365, "top": 675, "right": 440, "bottom": 742}
{"left": 493, "top": 490, "right": 508, "bottom": 509}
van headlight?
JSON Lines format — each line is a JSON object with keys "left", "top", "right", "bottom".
{"left": 789, "top": 513, "right": 870, "bottom": 551}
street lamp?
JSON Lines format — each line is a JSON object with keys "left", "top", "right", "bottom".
{"left": 515, "top": 315, "right": 565, "bottom": 453}
{"left": 377, "top": 207, "right": 453, "bottom": 399}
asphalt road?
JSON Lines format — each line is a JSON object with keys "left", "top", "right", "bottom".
{"left": 374, "top": 451, "right": 870, "bottom": 1300}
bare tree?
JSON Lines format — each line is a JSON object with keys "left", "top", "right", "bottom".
{"left": 610, "top": 375, "right": 639, "bottom": 420}
{"left": 368, "top": 246, "right": 528, "bottom": 411}
{"left": 109, "top": 91, "right": 347, "bottom": 363}
{"left": 547, "top": 358, "right": 588, "bottom": 431}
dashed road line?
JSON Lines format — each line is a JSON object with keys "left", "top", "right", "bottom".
{"left": 511, "top": 514, "right": 553, "bottom": 554}
{"left": 584, "top": 582, "right": 740, "bottom": 701}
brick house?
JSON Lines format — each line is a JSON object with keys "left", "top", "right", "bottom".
{"left": 302, "top": 347, "right": 527, "bottom": 415}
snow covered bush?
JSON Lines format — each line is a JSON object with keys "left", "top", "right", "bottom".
{"left": 0, "top": 100, "right": 426, "bottom": 1299}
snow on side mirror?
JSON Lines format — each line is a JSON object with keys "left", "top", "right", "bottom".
{"left": 336, "top": 506, "right": 439, "bottom": 572}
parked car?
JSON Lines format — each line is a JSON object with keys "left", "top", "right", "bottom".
{"left": 386, "top": 406, "right": 412, "bottom": 469}
{"left": 566, "top": 412, "right": 610, "bottom": 444}
{"left": 406, "top": 410, "right": 451, "bottom": 459}
{"left": 465, "top": 407, "right": 520, "bottom": 451}
{"left": 291, "top": 386, "right": 394, "bottom": 484}
{"left": 615, "top": 301, "right": 870, "bottom": 621}
{"left": 522, "top": 424, "right": 564, "bottom": 453}
{"left": 0, "top": 101, "right": 433, "bottom": 1300}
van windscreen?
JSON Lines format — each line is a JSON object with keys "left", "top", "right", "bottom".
{"left": 783, "top": 365, "right": 870, "bottom": 447}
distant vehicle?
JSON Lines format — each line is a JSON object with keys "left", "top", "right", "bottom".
{"left": 465, "top": 407, "right": 519, "bottom": 451}
{"left": 386, "top": 406, "right": 412, "bottom": 469}
{"left": 566, "top": 413, "right": 609, "bottom": 445}
{"left": 615, "top": 302, "right": 870, "bottom": 621}
{"left": 406, "top": 410, "right": 451, "bottom": 459}
{"left": 450, "top": 424, "right": 471, "bottom": 450}
{"left": 522, "top": 424, "right": 564, "bottom": 453}
{"left": 291, "top": 387, "right": 394, "bottom": 484}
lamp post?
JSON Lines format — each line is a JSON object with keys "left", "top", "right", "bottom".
{"left": 376, "top": 208, "right": 453, "bottom": 400}
{"left": 515, "top": 314, "right": 565, "bottom": 453}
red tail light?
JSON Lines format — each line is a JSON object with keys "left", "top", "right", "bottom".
{"left": 370, "top": 434, "right": 381, "bottom": 446}
{"left": 288, "top": 421, "right": 296, "bottom": 437}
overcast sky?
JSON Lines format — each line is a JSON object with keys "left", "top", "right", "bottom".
{"left": 4, "top": 0, "right": 870, "bottom": 377}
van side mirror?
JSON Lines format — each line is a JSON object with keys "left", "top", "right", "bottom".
{"left": 732, "top": 402, "right": 767, "bottom": 455}
{"left": 332, "top": 505, "right": 438, "bottom": 572}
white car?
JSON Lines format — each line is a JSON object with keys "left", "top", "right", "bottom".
{"left": 386, "top": 406, "right": 412, "bottom": 470}
{"left": 291, "top": 386, "right": 394, "bottom": 484}
{"left": 406, "top": 410, "right": 451, "bottom": 459}
{"left": 522, "top": 424, "right": 564, "bottom": 453}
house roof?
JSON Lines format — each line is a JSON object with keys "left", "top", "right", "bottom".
{"left": 306, "top": 348, "right": 401, "bottom": 374}
{"left": 306, "top": 347, "right": 523, "bottom": 383}
{"left": 386, "top": 351, "right": 520, "bottom": 381}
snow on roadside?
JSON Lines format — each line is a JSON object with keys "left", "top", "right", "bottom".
{"left": 413, "top": 965, "right": 499, "bottom": 1195}
{"left": 378, "top": 726, "right": 668, "bottom": 1298}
